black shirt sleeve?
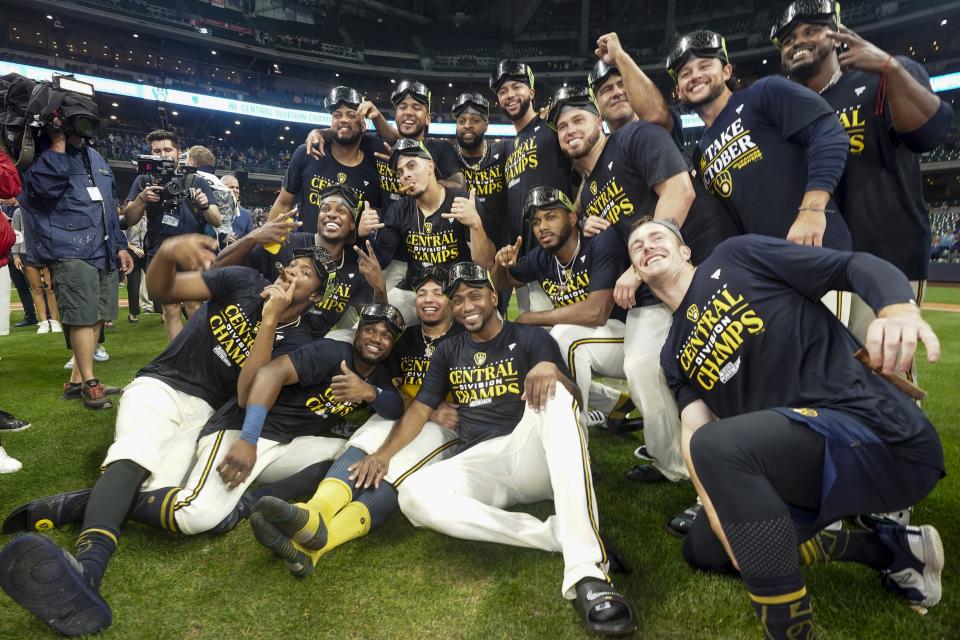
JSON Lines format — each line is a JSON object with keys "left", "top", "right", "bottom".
{"left": 200, "top": 266, "right": 264, "bottom": 304}
{"left": 758, "top": 75, "right": 835, "bottom": 139}
{"left": 282, "top": 145, "right": 308, "bottom": 195}
{"left": 623, "top": 123, "right": 690, "bottom": 188}
{"left": 288, "top": 339, "right": 342, "bottom": 388}
{"left": 371, "top": 199, "right": 404, "bottom": 265}
{"left": 587, "top": 230, "right": 627, "bottom": 292}
{"left": 661, "top": 344, "right": 700, "bottom": 412}
{"left": 428, "top": 139, "right": 462, "bottom": 180}
{"left": 524, "top": 325, "right": 570, "bottom": 375}
{"left": 126, "top": 175, "right": 147, "bottom": 203}
{"left": 507, "top": 252, "right": 539, "bottom": 284}
{"left": 414, "top": 341, "right": 451, "bottom": 409}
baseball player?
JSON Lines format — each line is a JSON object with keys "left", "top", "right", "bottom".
{"left": 248, "top": 268, "right": 461, "bottom": 576}
{"left": 490, "top": 59, "right": 574, "bottom": 313}
{"left": 548, "top": 86, "right": 699, "bottom": 484}
{"left": 771, "top": 0, "right": 953, "bottom": 365}
{"left": 491, "top": 187, "right": 630, "bottom": 429}
{"left": 118, "top": 302, "right": 404, "bottom": 538}
{"left": 349, "top": 262, "right": 637, "bottom": 636}
{"left": 0, "top": 237, "right": 336, "bottom": 636}
{"left": 267, "top": 87, "right": 383, "bottom": 235}
{"left": 216, "top": 184, "right": 387, "bottom": 340}
{"left": 358, "top": 139, "right": 495, "bottom": 323}
{"left": 629, "top": 218, "right": 944, "bottom": 638}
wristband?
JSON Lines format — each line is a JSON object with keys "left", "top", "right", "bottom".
{"left": 797, "top": 206, "right": 832, "bottom": 214}
{"left": 239, "top": 404, "right": 268, "bottom": 445}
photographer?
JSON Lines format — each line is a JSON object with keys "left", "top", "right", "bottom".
{"left": 122, "top": 130, "right": 220, "bottom": 340}
{"left": 18, "top": 121, "right": 133, "bottom": 410}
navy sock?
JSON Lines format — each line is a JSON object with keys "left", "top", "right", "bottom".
{"left": 74, "top": 525, "right": 119, "bottom": 591}
{"left": 355, "top": 482, "right": 399, "bottom": 530}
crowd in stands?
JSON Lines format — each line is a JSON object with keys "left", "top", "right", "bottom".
{"left": 930, "top": 202, "right": 960, "bottom": 262}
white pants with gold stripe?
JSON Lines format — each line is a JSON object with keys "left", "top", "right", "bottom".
{"left": 623, "top": 303, "right": 688, "bottom": 481}
{"left": 549, "top": 320, "right": 626, "bottom": 417}
{"left": 170, "top": 430, "right": 347, "bottom": 535}
{"left": 347, "top": 414, "right": 459, "bottom": 486}
{"left": 398, "top": 385, "right": 609, "bottom": 600}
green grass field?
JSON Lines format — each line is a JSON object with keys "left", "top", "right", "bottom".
{"left": 0, "top": 289, "right": 958, "bottom": 639}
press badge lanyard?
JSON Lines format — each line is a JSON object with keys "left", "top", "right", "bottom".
{"left": 79, "top": 145, "right": 115, "bottom": 269}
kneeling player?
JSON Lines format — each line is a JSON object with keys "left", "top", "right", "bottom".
{"left": 350, "top": 262, "right": 637, "bottom": 636}
{"left": 492, "top": 187, "right": 631, "bottom": 428}
{"left": 628, "top": 219, "right": 944, "bottom": 638}
{"left": 0, "top": 236, "right": 336, "bottom": 636}
{"left": 249, "top": 267, "right": 461, "bottom": 576}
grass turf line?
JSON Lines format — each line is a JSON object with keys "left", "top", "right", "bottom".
{"left": 0, "top": 292, "right": 957, "bottom": 639}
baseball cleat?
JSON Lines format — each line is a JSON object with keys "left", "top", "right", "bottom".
{"left": 253, "top": 496, "right": 327, "bottom": 549}
{"left": 249, "top": 513, "right": 317, "bottom": 579}
{"left": 3, "top": 489, "right": 92, "bottom": 535}
{"left": 571, "top": 578, "right": 637, "bottom": 636}
{"left": 876, "top": 524, "right": 944, "bottom": 608}
{"left": 0, "top": 534, "right": 112, "bottom": 636}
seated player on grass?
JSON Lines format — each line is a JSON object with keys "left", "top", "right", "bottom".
{"left": 627, "top": 217, "right": 945, "bottom": 638}
{"left": 348, "top": 262, "right": 637, "bottom": 637}
{"left": 249, "top": 269, "right": 462, "bottom": 577}
{"left": 0, "top": 235, "right": 337, "bottom": 637}
{"left": 491, "top": 186, "right": 634, "bottom": 430}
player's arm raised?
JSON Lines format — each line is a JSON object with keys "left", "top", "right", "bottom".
{"left": 145, "top": 233, "right": 218, "bottom": 303}
{"left": 237, "top": 278, "right": 296, "bottom": 406}
{"left": 349, "top": 400, "right": 433, "bottom": 489}
{"left": 353, "top": 239, "right": 388, "bottom": 303}
{"left": 213, "top": 215, "right": 301, "bottom": 268}
{"left": 490, "top": 235, "right": 524, "bottom": 291}
{"left": 596, "top": 32, "right": 673, "bottom": 131}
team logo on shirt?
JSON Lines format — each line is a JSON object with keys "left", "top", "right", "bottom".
{"left": 337, "top": 172, "right": 347, "bottom": 183}
{"left": 835, "top": 105, "right": 866, "bottom": 156}
{"left": 504, "top": 136, "right": 539, "bottom": 186}
{"left": 473, "top": 352, "right": 487, "bottom": 365}
{"left": 463, "top": 163, "right": 504, "bottom": 197}
{"left": 208, "top": 304, "right": 260, "bottom": 368}
{"left": 686, "top": 304, "right": 700, "bottom": 322}
{"left": 424, "top": 221, "right": 433, "bottom": 233}
{"left": 583, "top": 177, "right": 636, "bottom": 226}
{"left": 449, "top": 356, "right": 521, "bottom": 406}
{"left": 792, "top": 408, "right": 819, "bottom": 417}
{"left": 699, "top": 117, "right": 762, "bottom": 199}
{"left": 676, "top": 284, "right": 765, "bottom": 391}
{"left": 589, "top": 181, "right": 598, "bottom": 196}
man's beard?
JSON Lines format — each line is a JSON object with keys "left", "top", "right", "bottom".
{"left": 334, "top": 127, "right": 362, "bottom": 146}
{"left": 456, "top": 131, "right": 485, "bottom": 152}
{"left": 399, "top": 121, "right": 426, "bottom": 138}
{"left": 505, "top": 97, "right": 532, "bottom": 122}
{"left": 353, "top": 344, "right": 383, "bottom": 366}
{"left": 542, "top": 227, "right": 573, "bottom": 254}
{"left": 784, "top": 46, "right": 832, "bottom": 81}
{"left": 681, "top": 78, "right": 727, "bottom": 109}
{"left": 565, "top": 127, "right": 602, "bottom": 160}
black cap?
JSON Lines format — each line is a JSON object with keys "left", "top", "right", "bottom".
{"left": 411, "top": 265, "right": 447, "bottom": 291}
{"left": 290, "top": 245, "right": 339, "bottom": 302}
{"left": 452, "top": 92, "right": 490, "bottom": 120}
{"left": 490, "top": 59, "right": 535, "bottom": 93}
{"left": 358, "top": 303, "right": 406, "bottom": 338}
{"left": 666, "top": 30, "right": 729, "bottom": 80}
{"left": 545, "top": 85, "right": 599, "bottom": 128}
{"left": 325, "top": 86, "right": 363, "bottom": 110}
{"left": 316, "top": 184, "right": 360, "bottom": 216}
{"left": 390, "top": 80, "right": 431, "bottom": 110}
{"left": 444, "top": 262, "right": 495, "bottom": 297}
{"left": 770, "top": 1, "right": 841, "bottom": 48}
{"left": 522, "top": 186, "right": 576, "bottom": 222}
{"left": 588, "top": 59, "right": 620, "bottom": 91}
{"left": 389, "top": 138, "right": 434, "bottom": 171}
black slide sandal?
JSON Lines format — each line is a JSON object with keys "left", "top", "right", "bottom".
{"left": 572, "top": 578, "right": 637, "bottom": 636}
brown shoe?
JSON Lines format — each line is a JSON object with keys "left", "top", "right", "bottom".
{"left": 82, "top": 380, "right": 113, "bottom": 410}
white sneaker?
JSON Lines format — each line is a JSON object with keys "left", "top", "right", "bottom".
{"left": 49, "top": 320, "right": 63, "bottom": 333}
{"left": 64, "top": 357, "right": 74, "bottom": 370}
{"left": 583, "top": 410, "right": 607, "bottom": 428}
{"left": 878, "top": 524, "right": 944, "bottom": 607}
{"left": 0, "top": 446, "right": 22, "bottom": 473}
{"left": 37, "top": 321, "right": 50, "bottom": 335}
{"left": 94, "top": 345, "right": 109, "bottom": 362}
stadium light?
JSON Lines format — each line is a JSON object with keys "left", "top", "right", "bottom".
{"left": 942, "top": 19, "right": 948, "bottom": 26}
{"left": 234, "top": 120, "right": 240, "bottom": 125}
{"left": 132, "top": 33, "right": 139, "bottom": 38}
{"left": 225, "top": 130, "right": 231, "bottom": 134}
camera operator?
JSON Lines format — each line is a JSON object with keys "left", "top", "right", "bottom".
{"left": 18, "top": 120, "right": 133, "bottom": 410}
{"left": 122, "top": 130, "right": 220, "bottom": 340}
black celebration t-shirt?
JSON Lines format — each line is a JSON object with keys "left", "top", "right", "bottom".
{"left": 282, "top": 143, "right": 382, "bottom": 235}
{"left": 508, "top": 229, "right": 627, "bottom": 322}
{"left": 661, "top": 235, "right": 940, "bottom": 469}
{"left": 695, "top": 76, "right": 851, "bottom": 249}
{"left": 373, "top": 188, "right": 484, "bottom": 289}
{"left": 201, "top": 339, "right": 398, "bottom": 443}
{"left": 137, "top": 266, "right": 315, "bottom": 409}
{"left": 417, "top": 322, "right": 569, "bottom": 451}
{"left": 824, "top": 57, "right": 938, "bottom": 280}
{"left": 389, "top": 322, "right": 465, "bottom": 401}
{"left": 458, "top": 139, "right": 509, "bottom": 248}
{"left": 244, "top": 233, "right": 374, "bottom": 337}
{"left": 504, "top": 115, "right": 574, "bottom": 255}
